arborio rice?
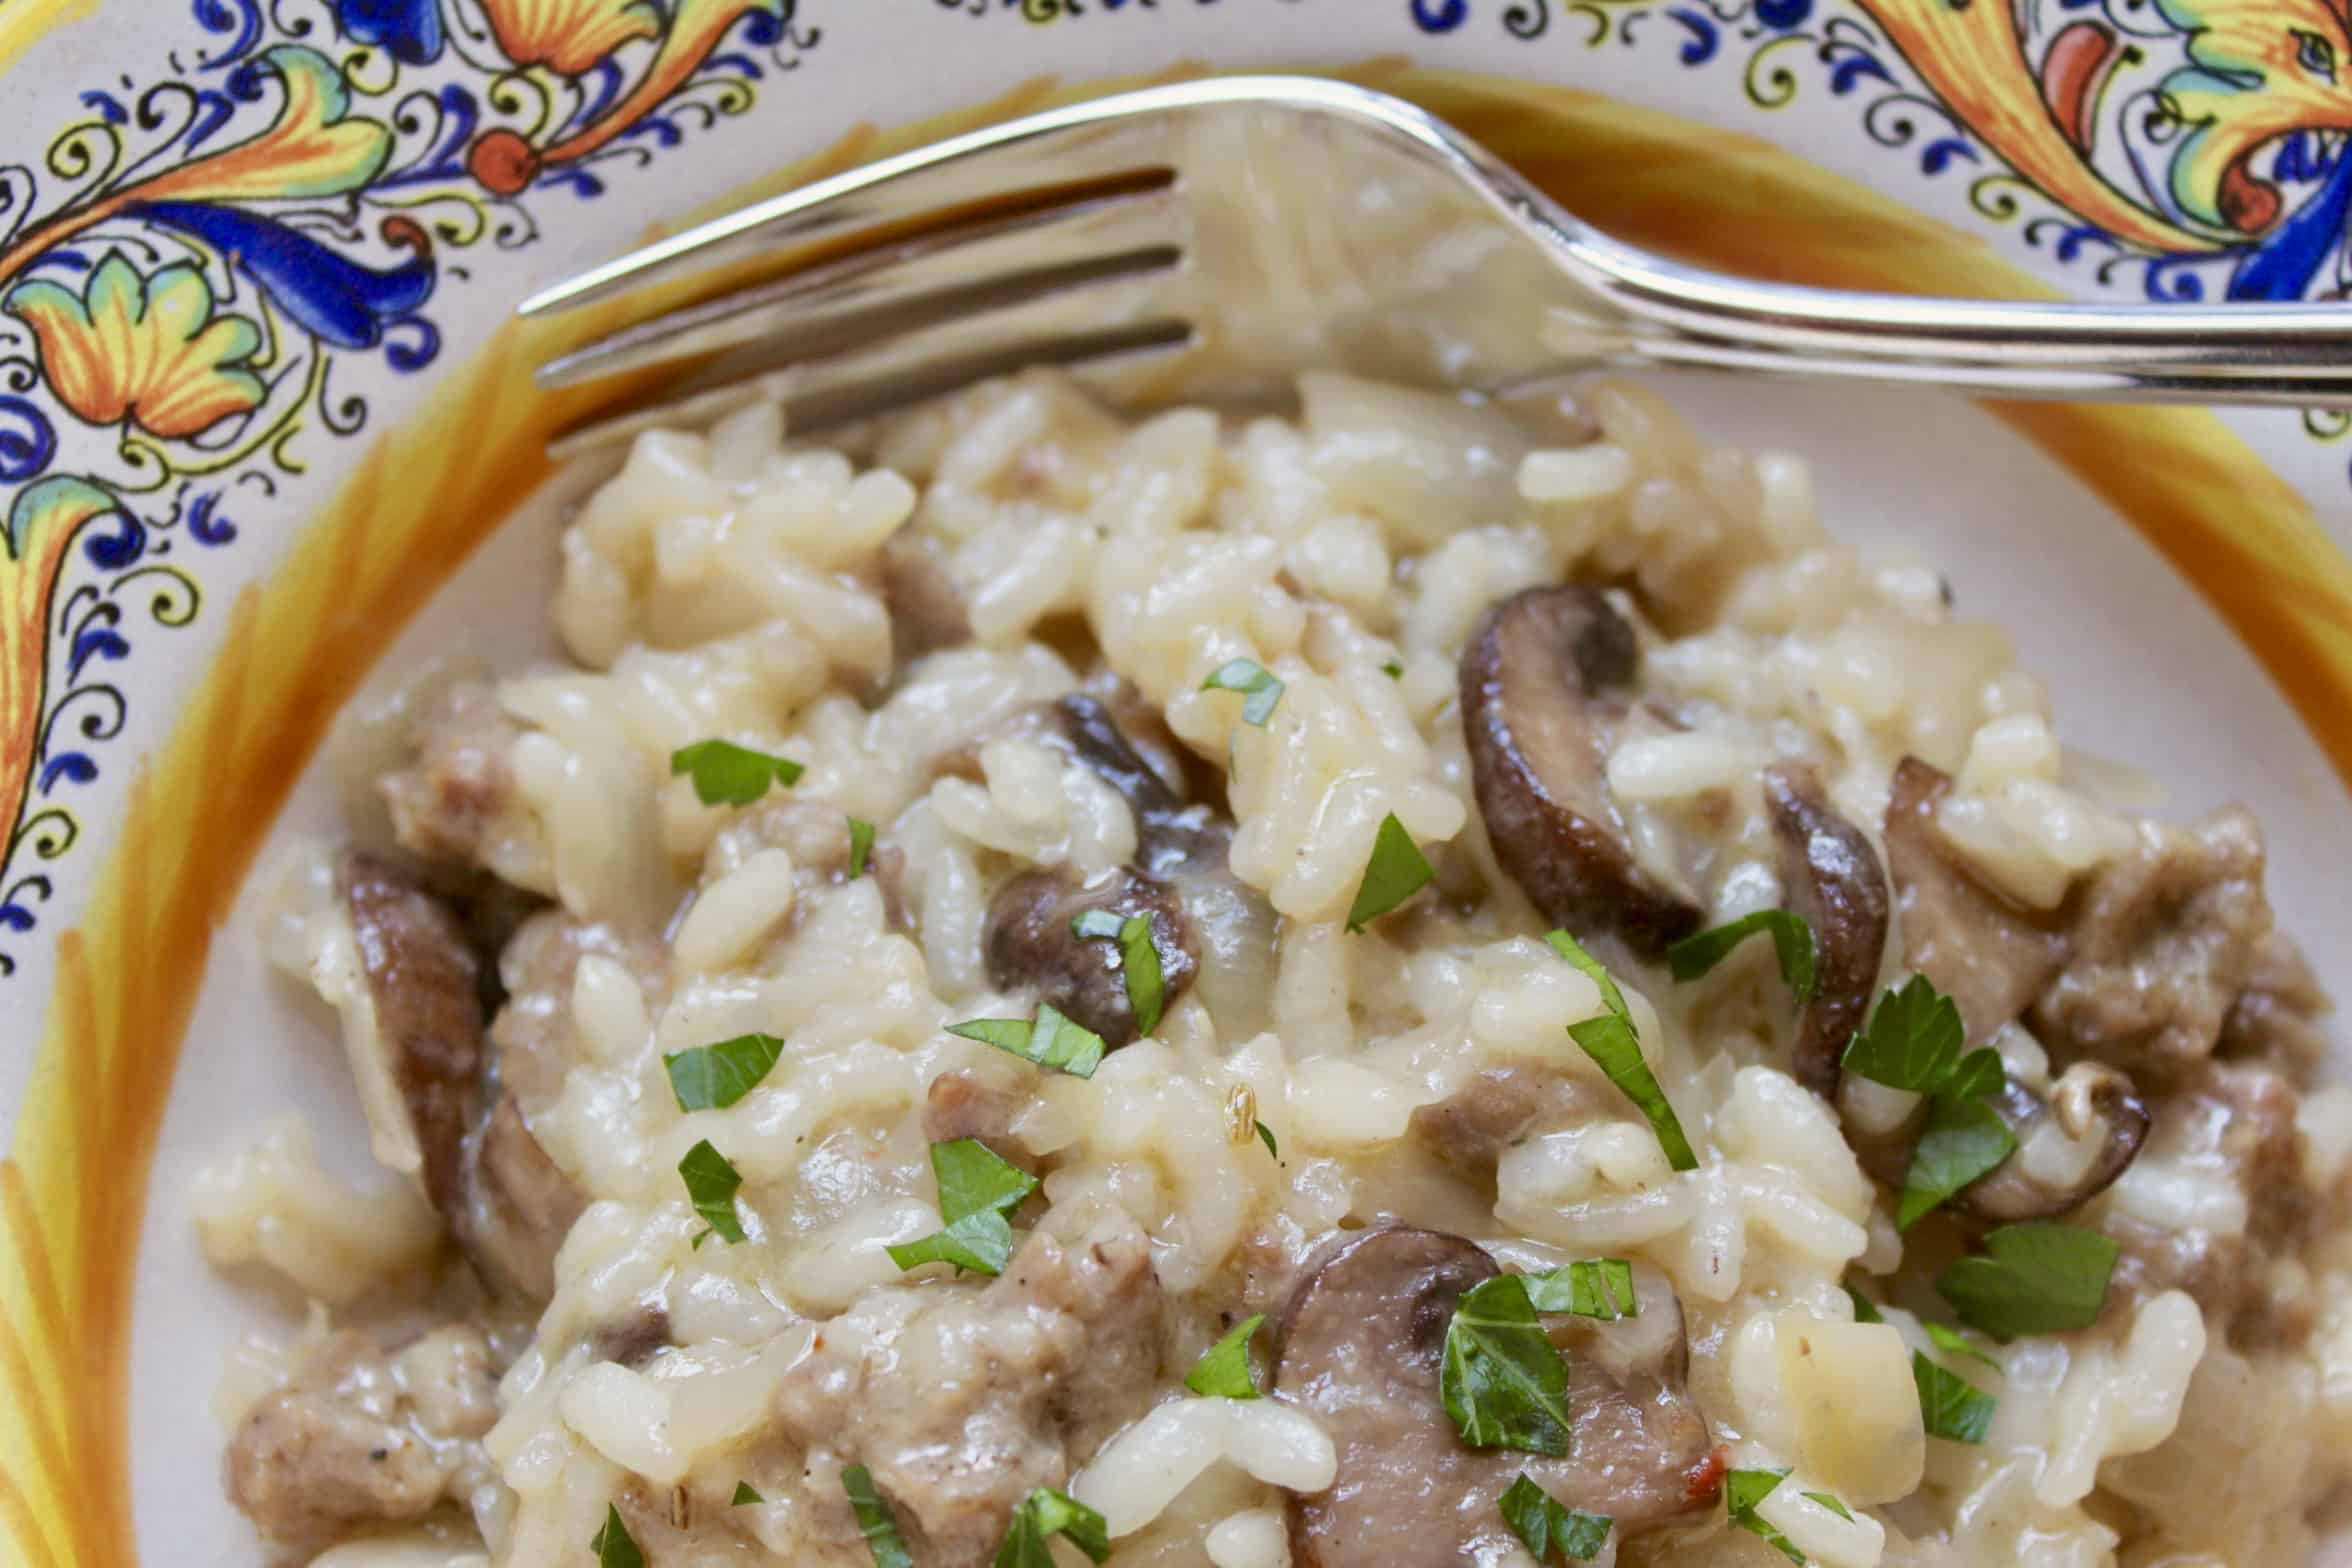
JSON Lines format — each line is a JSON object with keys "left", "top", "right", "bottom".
{"left": 201, "top": 368, "right": 2352, "bottom": 1568}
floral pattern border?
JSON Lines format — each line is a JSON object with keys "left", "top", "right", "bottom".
{"left": 2, "top": 0, "right": 2350, "bottom": 976}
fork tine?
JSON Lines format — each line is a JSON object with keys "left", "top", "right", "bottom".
{"left": 535, "top": 185, "right": 1186, "bottom": 391}
{"left": 519, "top": 101, "right": 1189, "bottom": 320}
{"left": 543, "top": 273, "right": 1194, "bottom": 458}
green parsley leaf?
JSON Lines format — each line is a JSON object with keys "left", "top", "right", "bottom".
{"left": 1840, "top": 975, "right": 1967, "bottom": 1093}
{"left": 1913, "top": 1350, "right": 1998, "bottom": 1444}
{"left": 848, "top": 817, "right": 875, "bottom": 880}
{"left": 1666, "top": 910, "right": 1817, "bottom": 1002}
{"left": 1843, "top": 1281, "right": 1884, "bottom": 1324}
{"left": 1381, "top": 658, "right": 1405, "bottom": 680}
{"left": 1942, "top": 1047, "right": 2006, "bottom": 1103}
{"left": 1201, "top": 658, "right": 1285, "bottom": 726}
{"left": 1254, "top": 1119, "right": 1279, "bottom": 1159}
{"left": 670, "top": 739, "right": 804, "bottom": 806}
{"left": 1499, "top": 1473, "right": 1613, "bottom": 1562}
{"left": 1924, "top": 1321, "right": 2001, "bottom": 1371}
{"left": 663, "top": 1033, "right": 785, "bottom": 1112}
{"left": 1896, "top": 1094, "right": 2018, "bottom": 1230}
{"left": 1936, "top": 1222, "right": 2119, "bottom": 1341}
{"left": 1345, "top": 813, "right": 1435, "bottom": 931}
{"left": 949, "top": 1003, "right": 1106, "bottom": 1079}
{"left": 1441, "top": 1274, "right": 1574, "bottom": 1456}
{"left": 677, "top": 1139, "right": 747, "bottom": 1245}
{"left": 1184, "top": 1314, "right": 1266, "bottom": 1399}
{"left": 1071, "top": 910, "right": 1167, "bottom": 1036}
{"left": 1523, "top": 1257, "right": 1639, "bottom": 1320}
{"left": 1725, "top": 1469, "right": 1803, "bottom": 1564}
{"left": 592, "top": 1503, "right": 645, "bottom": 1568}
{"left": 886, "top": 1138, "right": 1039, "bottom": 1277}
{"left": 1546, "top": 931, "right": 1698, "bottom": 1172}
{"left": 732, "top": 1481, "right": 764, "bottom": 1507}
{"left": 1802, "top": 1492, "right": 1853, "bottom": 1521}
{"left": 842, "top": 1463, "right": 913, "bottom": 1568}
{"left": 993, "top": 1486, "right": 1110, "bottom": 1568}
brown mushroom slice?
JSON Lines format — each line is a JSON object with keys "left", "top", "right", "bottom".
{"left": 1274, "top": 1227, "right": 1717, "bottom": 1568}
{"left": 982, "top": 866, "right": 1199, "bottom": 1047}
{"left": 1883, "top": 757, "right": 2067, "bottom": 1045}
{"left": 1951, "top": 1064, "right": 2150, "bottom": 1223}
{"left": 457, "top": 1096, "right": 589, "bottom": 1302}
{"left": 1763, "top": 763, "right": 1890, "bottom": 1100}
{"left": 1461, "top": 585, "right": 1702, "bottom": 957}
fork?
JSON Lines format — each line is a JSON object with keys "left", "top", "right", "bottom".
{"left": 521, "top": 75, "right": 2352, "bottom": 457}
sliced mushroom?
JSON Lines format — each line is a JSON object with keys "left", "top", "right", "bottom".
{"left": 1461, "top": 585, "right": 1701, "bottom": 957}
{"left": 457, "top": 1095, "right": 589, "bottom": 1303}
{"left": 1950, "top": 1063, "right": 2150, "bottom": 1222}
{"left": 1408, "top": 1066, "right": 1606, "bottom": 1181}
{"left": 1273, "top": 1227, "right": 1717, "bottom": 1568}
{"left": 980, "top": 695, "right": 1276, "bottom": 1042}
{"left": 1883, "top": 757, "right": 2067, "bottom": 1045}
{"left": 1763, "top": 763, "right": 1889, "bottom": 1100}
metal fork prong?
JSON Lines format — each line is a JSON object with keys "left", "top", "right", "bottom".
{"left": 535, "top": 185, "right": 1186, "bottom": 391}
{"left": 547, "top": 319, "right": 1194, "bottom": 462}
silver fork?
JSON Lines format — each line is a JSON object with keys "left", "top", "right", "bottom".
{"left": 522, "top": 75, "right": 2352, "bottom": 457}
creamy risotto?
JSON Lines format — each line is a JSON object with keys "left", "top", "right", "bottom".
{"left": 198, "top": 369, "right": 2351, "bottom": 1568}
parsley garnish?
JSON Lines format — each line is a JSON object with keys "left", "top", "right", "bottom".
{"left": 1523, "top": 1257, "right": 1639, "bottom": 1320}
{"left": 1071, "top": 909, "right": 1167, "bottom": 1036}
{"left": 1843, "top": 1281, "right": 1884, "bottom": 1324}
{"left": 1499, "top": 1474, "right": 1612, "bottom": 1562}
{"left": 1440, "top": 1274, "right": 1574, "bottom": 1456}
{"left": 1804, "top": 1492, "right": 1852, "bottom": 1521}
{"left": 1254, "top": 1119, "right": 1279, "bottom": 1159}
{"left": 1912, "top": 1351, "right": 1997, "bottom": 1443}
{"left": 1666, "top": 910, "right": 1816, "bottom": 1001}
{"left": 848, "top": 817, "right": 875, "bottom": 879}
{"left": 1924, "top": 1321, "right": 2000, "bottom": 1370}
{"left": 1935, "top": 1222, "right": 2119, "bottom": 1340}
{"left": 732, "top": 1481, "right": 764, "bottom": 1506}
{"left": 592, "top": 1503, "right": 645, "bottom": 1568}
{"left": 886, "top": 1139, "right": 1039, "bottom": 1277}
{"left": 1201, "top": 658, "right": 1285, "bottom": 726}
{"left": 670, "top": 739, "right": 804, "bottom": 806}
{"left": 842, "top": 1463, "right": 913, "bottom": 1568}
{"left": 663, "top": 1032, "right": 784, "bottom": 1112}
{"left": 1381, "top": 658, "right": 1405, "bottom": 679}
{"left": 677, "top": 1139, "right": 747, "bottom": 1246}
{"left": 949, "top": 1003, "right": 1107, "bottom": 1079}
{"left": 1345, "top": 813, "right": 1435, "bottom": 931}
{"left": 1725, "top": 1469, "right": 1803, "bottom": 1564}
{"left": 993, "top": 1486, "right": 1110, "bottom": 1568}
{"left": 1185, "top": 1314, "right": 1266, "bottom": 1399}
{"left": 1546, "top": 931, "right": 1698, "bottom": 1171}
{"left": 1842, "top": 976, "right": 2014, "bottom": 1228}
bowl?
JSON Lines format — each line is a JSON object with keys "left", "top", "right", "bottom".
{"left": 1, "top": 3, "right": 2348, "bottom": 1564}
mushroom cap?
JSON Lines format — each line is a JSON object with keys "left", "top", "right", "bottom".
{"left": 1953, "top": 1063, "right": 2151, "bottom": 1222}
{"left": 982, "top": 866, "right": 1198, "bottom": 1047}
{"left": 1764, "top": 763, "right": 1890, "bottom": 1102}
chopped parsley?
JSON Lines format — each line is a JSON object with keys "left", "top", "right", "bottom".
{"left": 1913, "top": 1351, "right": 1998, "bottom": 1444}
{"left": 677, "top": 1139, "right": 747, "bottom": 1246}
{"left": 1381, "top": 658, "right": 1405, "bottom": 680}
{"left": 1546, "top": 931, "right": 1698, "bottom": 1171}
{"left": 1184, "top": 1314, "right": 1266, "bottom": 1399}
{"left": 1804, "top": 1492, "right": 1853, "bottom": 1521}
{"left": 993, "top": 1486, "right": 1110, "bottom": 1568}
{"left": 949, "top": 1002, "right": 1107, "bottom": 1079}
{"left": 1666, "top": 910, "right": 1817, "bottom": 1001}
{"left": 732, "top": 1481, "right": 763, "bottom": 1506}
{"left": 1523, "top": 1257, "right": 1639, "bottom": 1320}
{"left": 670, "top": 739, "right": 804, "bottom": 806}
{"left": 1254, "top": 1118, "right": 1279, "bottom": 1159}
{"left": 848, "top": 817, "right": 875, "bottom": 879}
{"left": 1499, "top": 1474, "right": 1612, "bottom": 1562}
{"left": 1725, "top": 1469, "right": 1803, "bottom": 1564}
{"left": 886, "top": 1138, "right": 1039, "bottom": 1277}
{"left": 1842, "top": 976, "right": 2015, "bottom": 1229}
{"left": 1345, "top": 813, "right": 1435, "bottom": 931}
{"left": 1071, "top": 909, "right": 1167, "bottom": 1036}
{"left": 841, "top": 1463, "right": 912, "bottom": 1568}
{"left": 663, "top": 1032, "right": 784, "bottom": 1112}
{"left": 1201, "top": 657, "right": 1285, "bottom": 726}
{"left": 1843, "top": 1281, "right": 1884, "bottom": 1324}
{"left": 1935, "top": 1222, "right": 2119, "bottom": 1341}
{"left": 1924, "top": 1321, "right": 2001, "bottom": 1371}
{"left": 1440, "top": 1274, "right": 1573, "bottom": 1456}
{"left": 591, "top": 1503, "right": 645, "bottom": 1568}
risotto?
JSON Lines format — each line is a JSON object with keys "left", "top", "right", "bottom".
{"left": 197, "top": 368, "right": 2351, "bottom": 1568}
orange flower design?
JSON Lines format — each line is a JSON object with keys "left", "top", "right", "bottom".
{"left": 480, "top": 0, "right": 663, "bottom": 76}
{"left": 6, "top": 255, "right": 265, "bottom": 439}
